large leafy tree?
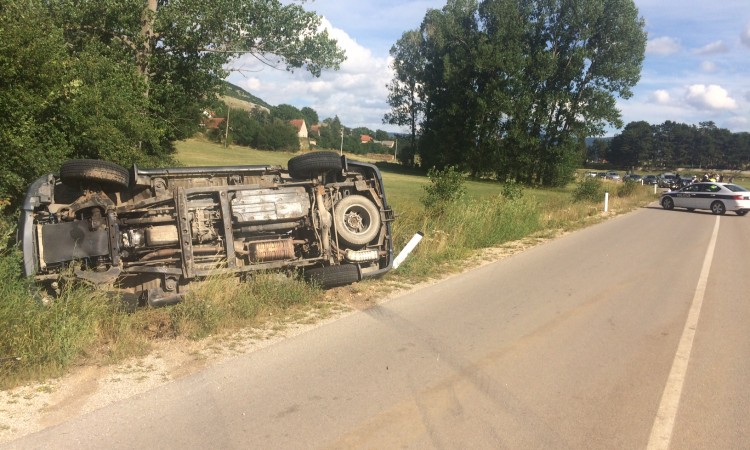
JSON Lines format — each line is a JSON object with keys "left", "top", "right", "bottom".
{"left": 272, "top": 104, "right": 304, "bottom": 121}
{"left": 388, "top": 0, "right": 646, "bottom": 185}
{"left": 300, "top": 107, "right": 319, "bottom": 127}
{"left": 0, "top": 0, "right": 344, "bottom": 200}
{"left": 384, "top": 30, "right": 426, "bottom": 165}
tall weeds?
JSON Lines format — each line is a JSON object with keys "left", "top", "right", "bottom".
{"left": 392, "top": 195, "right": 542, "bottom": 279}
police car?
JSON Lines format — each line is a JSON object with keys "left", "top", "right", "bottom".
{"left": 660, "top": 182, "right": 750, "bottom": 216}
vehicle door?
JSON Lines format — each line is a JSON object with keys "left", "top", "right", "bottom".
{"left": 672, "top": 185, "right": 696, "bottom": 208}
{"left": 697, "top": 183, "right": 722, "bottom": 210}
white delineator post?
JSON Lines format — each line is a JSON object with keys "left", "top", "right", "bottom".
{"left": 393, "top": 232, "right": 424, "bottom": 269}
{"left": 604, "top": 192, "right": 609, "bottom": 212}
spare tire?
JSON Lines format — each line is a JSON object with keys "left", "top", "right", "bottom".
{"left": 304, "top": 264, "right": 360, "bottom": 289}
{"left": 287, "top": 152, "right": 342, "bottom": 179}
{"left": 60, "top": 159, "right": 130, "bottom": 190}
{"left": 333, "top": 195, "right": 382, "bottom": 246}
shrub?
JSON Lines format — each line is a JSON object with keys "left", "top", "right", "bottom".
{"left": 572, "top": 177, "right": 604, "bottom": 203}
{"left": 501, "top": 179, "right": 524, "bottom": 200}
{"left": 617, "top": 180, "right": 639, "bottom": 197}
{"left": 421, "top": 166, "right": 466, "bottom": 212}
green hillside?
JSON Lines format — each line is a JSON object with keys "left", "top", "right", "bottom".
{"left": 222, "top": 80, "right": 271, "bottom": 109}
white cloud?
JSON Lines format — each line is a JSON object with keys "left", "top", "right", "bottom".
{"left": 226, "top": 18, "right": 397, "bottom": 131}
{"left": 700, "top": 61, "right": 717, "bottom": 72}
{"left": 685, "top": 84, "right": 738, "bottom": 110}
{"left": 693, "top": 40, "right": 729, "bottom": 55}
{"left": 651, "top": 90, "right": 672, "bottom": 104}
{"left": 245, "top": 78, "right": 262, "bottom": 91}
{"left": 727, "top": 116, "right": 749, "bottom": 128}
{"left": 647, "top": 36, "right": 681, "bottom": 55}
{"left": 742, "top": 23, "right": 750, "bottom": 49}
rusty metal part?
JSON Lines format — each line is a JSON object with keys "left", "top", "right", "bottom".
{"left": 247, "top": 239, "right": 295, "bottom": 262}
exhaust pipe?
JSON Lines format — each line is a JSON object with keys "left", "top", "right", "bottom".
{"left": 145, "top": 289, "right": 183, "bottom": 308}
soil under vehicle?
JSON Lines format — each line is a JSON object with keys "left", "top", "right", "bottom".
{"left": 18, "top": 152, "right": 394, "bottom": 306}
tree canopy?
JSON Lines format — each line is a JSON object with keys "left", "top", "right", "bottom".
{"left": 386, "top": 0, "right": 646, "bottom": 186}
{"left": 604, "top": 121, "right": 750, "bottom": 170}
{"left": 0, "top": 0, "right": 344, "bottom": 200}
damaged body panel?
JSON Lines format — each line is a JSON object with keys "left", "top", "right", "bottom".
{"left": 18, "top": 152, "right": 394, "bottom": 306}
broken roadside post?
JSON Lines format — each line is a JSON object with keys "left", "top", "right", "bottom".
{"left": 393, "top": 232, "right": 424, "bottom": 269}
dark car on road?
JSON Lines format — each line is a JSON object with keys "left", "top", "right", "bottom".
{"left": 642, "top": 175, "right": 658, "bottom": 185}
{"left": 18, "top": 152, "right": 395, "bottom": 306}
{"left": 622, "top": 174, "right": 643, "bottom": 183}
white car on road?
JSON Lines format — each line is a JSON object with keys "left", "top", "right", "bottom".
{"left": 660, "top": 182, "right": 750, "bottom": 216}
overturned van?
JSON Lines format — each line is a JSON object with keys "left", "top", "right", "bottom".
{"left": 18, "top": 152, "right": 394, "bottom": 306}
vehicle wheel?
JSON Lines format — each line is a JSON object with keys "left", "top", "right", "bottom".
{"left": 60, "top": 159, "right": 130, "bottom": 190}
{"left": 710, "top": 201, "right": 726, "bottom": 215}
{"left": 661, "top": 197, "right": 674, "bottom": 210}
{"left": 304, "top": 264, "right": 360, "bottom": 289}
{"left": 333, "top": 195, "right": 382, "bottom": 246}
{"left": 736, "top": 210, "right": 748, "bottom": 216}
{"left": 287, "top": 152, "right": 342, "bottom": 179}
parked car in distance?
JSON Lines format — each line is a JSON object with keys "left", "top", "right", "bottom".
{"left": 584, "top": 171, "right": 598, "bottom": 178}
{"left": 660, "top": 182, "right": 750, "bottom": 215}
{"left": 605, "top": 171, "right": 621, "bottom": 181}
{"left": 18, "top": 153, "right": 395, "bottom": 306}
{"left": 658, "top": 173, "right": 681, "bottom": 188}
{"left": 622, "top": 174, "right": 643, "bottom": 183}
{"left": 642, "top": 175, "right": 658, "bottom": 185}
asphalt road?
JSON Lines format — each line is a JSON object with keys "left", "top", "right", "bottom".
{"left": 6, "top": 205, "right": 750, "bottom": 449}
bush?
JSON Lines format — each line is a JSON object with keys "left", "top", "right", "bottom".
{"left": 572, "top": 177, "right": 604, "bottom": 203}
{"left": 421, "top": 166, "right": 466, "bottom": 212}
{"left": 501, "top": 179, "right": 524, "bottom": 200}
{"left": 617, "top": 180, "right": 639, "bottom": 197}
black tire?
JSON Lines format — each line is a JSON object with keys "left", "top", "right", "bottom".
{"left": 661, "top": 197, "right": 674, "bottom": 210}
{"left": 287, "top": 152, "right": 342, "bottom": 179}
{"left": 304, "top": 264, "right": 360, "bottom": 289}
{"left": 60, "top": 159, "right": 130, "bottom": 190}
{"left": 736, "top": 210, "right": 748, "bottom": 216}
{"left": 333, "top": 195, "right": 382, "bottom": 246}
{"left": 710, "top": 201, "right": 726, "bottom": 215}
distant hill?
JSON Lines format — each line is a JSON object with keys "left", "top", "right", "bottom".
{"left": 222, "top": 81, "right": 271, "bottom": 109}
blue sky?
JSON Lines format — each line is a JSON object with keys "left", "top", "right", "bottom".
{"left": 225, "top": 0, "right": 750, "bottom": 136}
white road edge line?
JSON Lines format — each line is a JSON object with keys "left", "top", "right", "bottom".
{"left": 647, "top": 216, "right": 720, "bottom": 450}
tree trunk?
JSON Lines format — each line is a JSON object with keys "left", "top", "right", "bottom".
{"left": 138, "top": 0, "right": 157, "bottom": 95}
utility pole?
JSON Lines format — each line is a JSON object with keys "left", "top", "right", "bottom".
{"left": 394, "top": 138, "right": 398, "bottom": 162}
{"left": 340, "top": 129, "right": 344, "bottom": 156}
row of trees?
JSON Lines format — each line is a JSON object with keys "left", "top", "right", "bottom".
{"left": 598, "top": 121, "right": 750, "bottom": 170}
{"left": 385, "top": 0, "right": 647, "bottom": 186}
{"left": 0, "top": 0, "right": 344, "bottom": 201}
{"left": 210, "top": 101, "right": 395, "bottom": 155}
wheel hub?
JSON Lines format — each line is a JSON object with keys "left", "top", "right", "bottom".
{"left": 344, "top": 211, "right": 365, "bottom": 233}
